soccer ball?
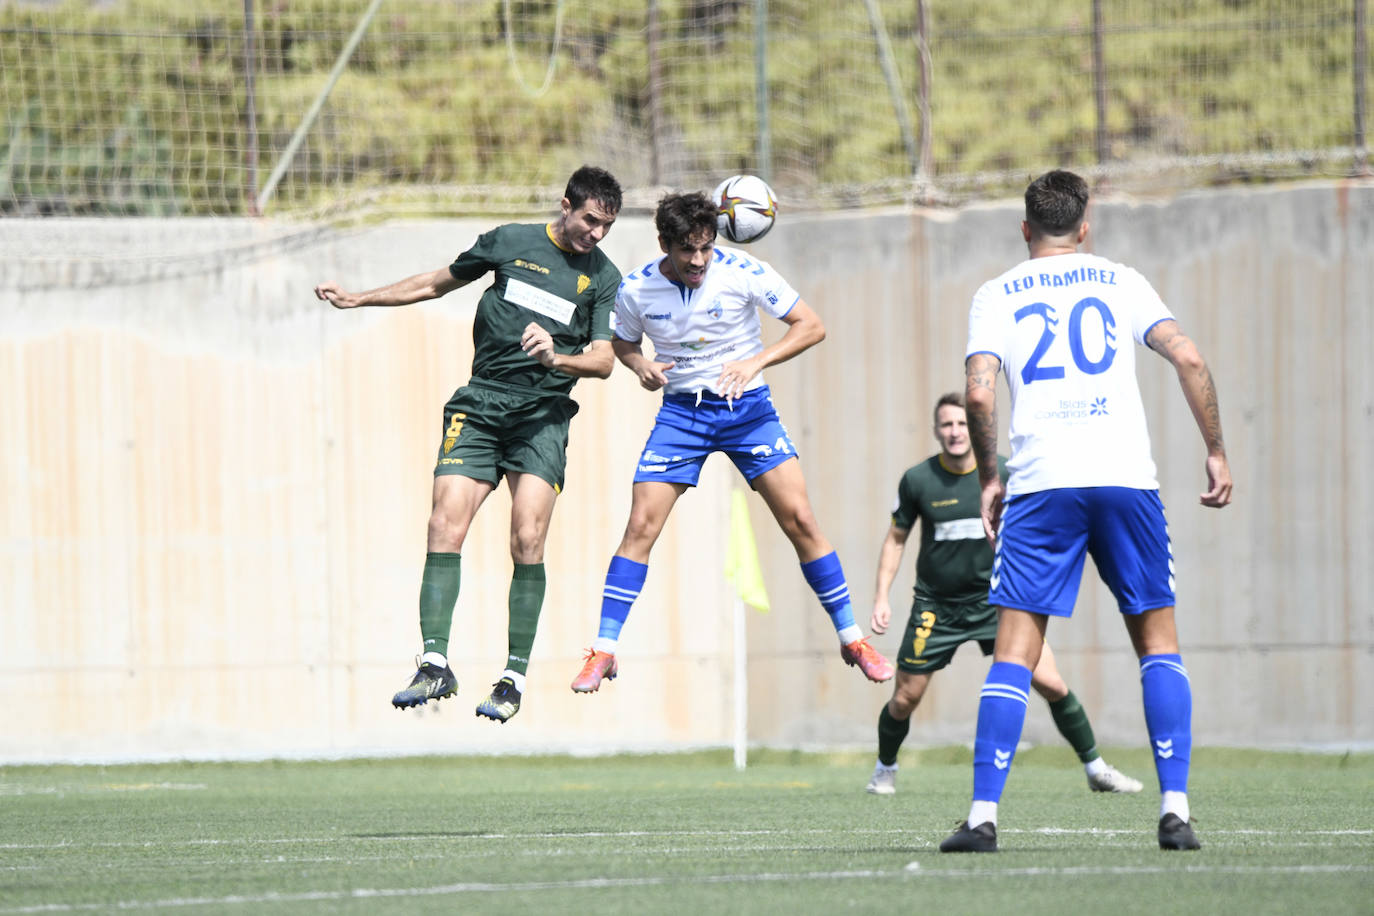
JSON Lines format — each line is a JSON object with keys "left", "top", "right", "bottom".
{"left": 713, "top": 174, "right": 778, "bottom": 244}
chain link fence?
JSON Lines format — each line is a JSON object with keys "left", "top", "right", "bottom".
{"left": 1, "top": 0, "right": 1367, "bottom": 229}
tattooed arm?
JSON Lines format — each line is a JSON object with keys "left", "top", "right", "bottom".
{"left": 1145, "top": 319, "right": 1233, "bottom": 508}
{"left": 965, "top": 352, "right": 1006, "bottom": 541}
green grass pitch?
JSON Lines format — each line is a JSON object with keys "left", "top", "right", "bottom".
{"left": 1, "top": 746, "right": 1370, "bottom": 914}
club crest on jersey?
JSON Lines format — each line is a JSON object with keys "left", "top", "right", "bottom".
{"left": 577, "top": 274, "right": 591, "bottom": 295}
{"left": 706, "top": 299, "right": 723, "bottom": 320}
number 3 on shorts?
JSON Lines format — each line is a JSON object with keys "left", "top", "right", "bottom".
{"left": 443, "top": 412, "right": 466, "bottom": 453}
{"left": 911, "top": 610, "right": 935, "bottom": 657}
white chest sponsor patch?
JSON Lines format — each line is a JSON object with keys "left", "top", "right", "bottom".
{"left": 933, "top": 517, "right": 985, "bottom": 541}
{"left": 505, "top": 276, "right": 576, "bottom": 325}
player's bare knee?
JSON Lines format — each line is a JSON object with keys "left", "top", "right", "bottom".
{"left": 623, "top": 512, "right": 663, "bottom": 548}
{"left": 779, "top": 508, "right": 824, "bottom": 549}
{"left": 889, "top": 693, "right": 920, "bottom": 718}
{"left": 509, "top": 525, "right": 548, "bottom": 562}
{"left": 1031, "top": 676, "right": 1068, "bottom": 702}
{"left": 426, "top": 510, "right": 467, "bottom": 552}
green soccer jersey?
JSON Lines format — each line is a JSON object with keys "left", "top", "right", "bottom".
{"left": 449, "top": 222, "right": 620, "bottom": 395}
{"left": 890, "top": 454, "right": 1010, "bottom": 604}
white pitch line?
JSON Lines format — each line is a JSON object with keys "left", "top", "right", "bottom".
{"left": 2, "top": 835, "right": 1367, "bottom": 869}
{"left": 0, "top": 784, "right": 206, "bottom": 797}
{"left": 0, "top": 864, "right": 1369, "bottom": 914}
{"left": 0, "top": 825, "right": 1370, "bottom": 851}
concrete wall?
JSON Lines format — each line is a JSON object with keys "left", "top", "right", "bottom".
{"left": 2, "top": 180, "right": 1370, "bottom": 762}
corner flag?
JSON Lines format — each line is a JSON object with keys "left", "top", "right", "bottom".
{"left": 725, "top": 488, "right": 770, "bottom": 612}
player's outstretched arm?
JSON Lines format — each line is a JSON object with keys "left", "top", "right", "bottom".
{"left": 521, "top": 326, "right": 616, "bottom": 378}
{"left": 1146, "top": 319, "right": 1233, "bottom": 508}
{"left": 716, "top": 299, "right": 826, "bottom": 400}
{"left": 314, "top": 267, "right": 463, "bottom": 310}
{"left": 870, "top": 523, "right": 910, "bottom": 635}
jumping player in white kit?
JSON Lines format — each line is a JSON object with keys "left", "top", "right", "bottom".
{"left": 939, "top": 169, "right": 1232, "bottom": 854}
{"left": 569, "top": 190, "right": 894, "bottom": 693}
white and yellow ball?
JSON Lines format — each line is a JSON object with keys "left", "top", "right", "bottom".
{"left": 713, "top": 174, "right": 778, "bottom": 244}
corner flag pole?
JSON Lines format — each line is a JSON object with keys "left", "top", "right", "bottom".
{"left": 725, "top": 488, "right": 770, "bottom": 770}
{"left": 733, "top": 591, "right": 748, "bottom": 770}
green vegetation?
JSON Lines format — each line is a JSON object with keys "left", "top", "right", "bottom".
{"left": 0, "top": 0, "right": 1365, "bottom": 217}
{"left": 1, "top": 747, "right": 1370, "bottom": 913}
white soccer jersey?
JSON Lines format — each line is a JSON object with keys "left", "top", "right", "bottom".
{"left": 965, "top": 251, "right": 1174, "bottom": 495}
{"left": 614, "top": 246, "right": 800, "bottom": 396}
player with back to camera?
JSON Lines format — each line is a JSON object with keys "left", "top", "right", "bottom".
{"left": 939, "top": 169, "right": 1232, "bottom": 853}
{"left": 569, "top": 189, "right": 895, "bottom": 693}
{"left": 865, "top": 392, "right": 1142, "bottom": 796}
{"left": 313, "top": 165, "right": 624, "bottom": 724}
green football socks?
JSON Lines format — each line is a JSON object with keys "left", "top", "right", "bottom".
{"left": 1049, "top": 690, "right": 1101, "bottom": 763}
{"left": 505, "top": 563, "right": 546, "bottom": 676}
{"left": 877, "top": 703, "right": 911, "bottom": 766}
{"left": 418, "top": 552, "right": 462, "bottom": 658}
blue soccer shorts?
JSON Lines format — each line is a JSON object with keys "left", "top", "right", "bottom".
{"left": 632, "top": 385, "right": 798, "bottom": 487}
{"left": 989, "top": 486, "right": 1175, "bottom": 617}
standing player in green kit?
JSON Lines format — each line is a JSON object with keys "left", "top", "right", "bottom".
{"left": 313, "top": 166, "right": 623, "bottom": 723}
{"left": 865, "top": 393, "right": 1142, "bottom": 795}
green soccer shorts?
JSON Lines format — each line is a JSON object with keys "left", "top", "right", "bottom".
{"left": 433, "top": 379, "right": 579, "bottom": 491}
{"left": 896, "top": 596, "right": 999, "bottom": 674}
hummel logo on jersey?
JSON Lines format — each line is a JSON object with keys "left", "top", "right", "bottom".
{"left": 1155, "top": 739, "right": 1175, "bottom": 759}
{"left": 994, "top": 749, "right": 1012, "bottom": 770}
{"left": 645, "top": 312, "right": 671, "bottom": 320}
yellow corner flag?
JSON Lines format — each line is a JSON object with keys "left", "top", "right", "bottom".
{"left": 725, "top": 488, "right": 771, "bottom": 612}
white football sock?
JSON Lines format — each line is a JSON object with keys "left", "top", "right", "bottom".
{"left": 968, "top": 800, "right": 998, "bottom": 828}
{"left": 502, "top": 670, "right": 527, "bottom": 692}
{"left": 1085, "top": 757, "right": 1109, "bottom": 778}
{"left": 592, "top": 637, "right": 618, "bottom": 654}
{"left": 1161, "top": 790, "right": 1190, "bottom": 821}
{"left": 421, "top": 651, "right": 447, "bottom": 668}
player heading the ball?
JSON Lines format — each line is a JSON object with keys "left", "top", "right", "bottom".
{"left": 570, "top": 188, "right": 893, "bottom": 695}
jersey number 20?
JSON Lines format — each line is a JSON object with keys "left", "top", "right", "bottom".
{"left": 1014, "top": 297, "right": 1118, "bottom": 385}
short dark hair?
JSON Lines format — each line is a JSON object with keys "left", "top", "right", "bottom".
{"left": 654, "top": 191, "right": 718, "bottom": 249}
{"left": 564, "top": 165, "right": 622, "bottom": 215}
{"left": 1024, "top": 169, "right": 1089, "bottom": 237}
{"left": 934, "top": 391, "right": 964, "bottom": 425}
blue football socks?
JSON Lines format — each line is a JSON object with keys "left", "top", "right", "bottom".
{"left": 596, "top": 555, "right": 648, "bottom": 644}
{"left": 800, "top": 551, "right": 859, "bottom": 637}
{"left": 971, "top": 661, "right": 1034, "bottom": 804}
{"left": 1140, "top": 653, "right": 1193, "bottom": 795}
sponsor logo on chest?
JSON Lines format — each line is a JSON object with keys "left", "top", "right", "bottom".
{"left": 505, "top": 276, "right": 576, "bottom": 325}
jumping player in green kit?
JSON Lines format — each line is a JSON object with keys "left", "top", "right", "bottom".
{"left": 313, "top": 166, "right": 623, "bottom": 723}
{"left": 865, "top": 392, "right": 1142, "bottom": 796}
